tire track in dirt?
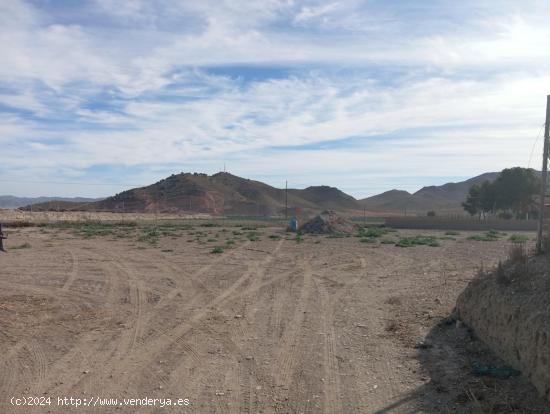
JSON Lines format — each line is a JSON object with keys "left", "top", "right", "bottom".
{"left": 128, "top": 240, "right": 253, "bottom": 343}
{"left": 274, "top": 256, "right": 313, "bottom": 389}
{"left": 25, "top": 340, "right": 48, "bottom": 394}
{"left": 29, "top": 247, "right": 143, "bottom": 401}
{"left": 139, "top": 240, "right": 285, "bottom": 413}
{"left": 0, "top": 342, "right": 25, "bottom": 413}
{"left": 62, "top": 249, "right": 78, "bottom": 291}
{"left": 313, "top": 276, "right": 344, "bottom": 414}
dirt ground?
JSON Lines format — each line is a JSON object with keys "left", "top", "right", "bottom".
{"left": 0, "top": 223, "right": 548, "bottom": 413}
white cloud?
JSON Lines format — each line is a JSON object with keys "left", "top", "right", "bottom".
{"left": 1, "top": 0, "right": 550, "bottom": 197}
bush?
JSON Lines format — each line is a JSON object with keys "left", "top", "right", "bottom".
{"left": 211, "top": 246, "right": 224, "bottom": 254}
{"left": 360, "top": 237, "right": 377, "bottom": 244}
{"left": 468, "top": 230, "right": 506, "bottom": 242}
{"left": 396, "top": 235, "right": 439, "bottom": 247}
{"left": 509, "top": 234, "right": 529, "bottom": 244}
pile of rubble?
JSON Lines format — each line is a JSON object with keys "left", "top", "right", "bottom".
{"left": 299, "top": 210, "right": 357, "bottom": 234}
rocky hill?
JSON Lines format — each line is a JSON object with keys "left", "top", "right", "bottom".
{"left": 360, "top": 172, "right": 501, "bottom": 214}
{"left": 19, "top": 171, "right": 511, "bottom": 216}
{"left": 22, "top": 172, "right": 363, "bottom": 216}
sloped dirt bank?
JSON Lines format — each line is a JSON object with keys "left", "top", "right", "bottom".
{"left": 457, "top": 253, "right": 550, "bottom": 402}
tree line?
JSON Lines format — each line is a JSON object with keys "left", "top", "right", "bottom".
{"left": 462, "top": 167, "right": 540, "bottom": 219}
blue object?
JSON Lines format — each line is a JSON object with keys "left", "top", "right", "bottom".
{"left": 289, "top": 217, "right": 298, "bottom": 232}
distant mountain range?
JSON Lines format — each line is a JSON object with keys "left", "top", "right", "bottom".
{"left": 0, "top": 196, "right": 102, "bottom": 209}
{"left": 14, "top": 171, "right": 504, "bottom": 216}
{"left": 359, "top": 172, "right": 500, "bottom": 214}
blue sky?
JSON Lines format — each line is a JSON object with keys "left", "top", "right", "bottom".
{"left": 1, "top": 0, "right": 550, "bottom": 198}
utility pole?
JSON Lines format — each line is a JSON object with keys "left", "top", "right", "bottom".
{"left": 537, "top": 95, "right": 550, "bottom": 253}
{"left": 285, "top": 180, "right": 288, "bottom": 220}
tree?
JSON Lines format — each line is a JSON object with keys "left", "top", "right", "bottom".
{"left": 462, "top": 184, "right": 481, "bottom": 217}
{"left": 462, "top": 168, "right": 539, "bottom": 219}
{"left": 493, "top": 168, "right": 539, "bottom": 217}
{"left": 479, "top": 180, "right": 496, "bottom": 218}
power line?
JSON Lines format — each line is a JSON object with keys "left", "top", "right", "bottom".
{"left": 528, "top": 122, "right": 546, "bottom": 169}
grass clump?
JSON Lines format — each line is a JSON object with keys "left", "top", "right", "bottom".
{"left": 247, "top": 231, "right": 261, "bottom": 241}
{"left": 360, "top": 237, "right": 377, "bottom": 244}
{"left": 361, "top": 227, "right": 391, "bottom": 238}
{"left": 445, "top": 230, "right": 460, "bottom": 236}
{"left": 137, "top": 227, "right": 160, "bottom": 245}
{"left": 468, "top": 230, "right": 505, "bottom": 242}
{"left": 508, "top": 234, "right": 530, "bottom": 244}
{"left": 269, "top": 234, "right": 281, "bottom": 240}
{"left": 211, "top": 246, "right": 224, "bottom": 254}
{"left": 396, "top": 235, "right": 440, "bottom": 247}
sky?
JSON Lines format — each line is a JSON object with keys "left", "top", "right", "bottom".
{"left": 1, "top": 0, "right": 550, "bottom": 198}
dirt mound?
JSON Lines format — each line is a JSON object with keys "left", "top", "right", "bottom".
{"left": 299, "top": 210, "right": 357, "bottom": 234}
{"left": 457, "top": 252, "right": 550, "bottom": 402}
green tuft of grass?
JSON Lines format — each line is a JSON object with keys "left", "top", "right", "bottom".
{"left": 395, "top": 235, "right": 440, "bottom": 247}
{"left": 468, "top": 230, "right": 505, "bottom": 242}
{"left": 360, "top": 237, "right": 377, "bottom": 244}
{"left": 247, "top": 231, "right": 261, "bottom": 241}
{"left": 211, "top": 246, "right": 224, "bottom": 254}
{"left": 509, "top": 234, "right": 530, "bottom": 244}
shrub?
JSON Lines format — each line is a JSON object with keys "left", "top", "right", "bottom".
{"left": 468, "top": 230, "right": 505, "bottom": 242}
{"left": 509, "top": 234, "right": 529, "bottom": 244}
{"left": 360, "top": 237, "right": 377, "bottom": 244}
{"left": 211, "top": 246, "right": 224, "bottom": 254}
{"left": 396, "top": 235, "right": 439, "bottom": 247}
{"left": 247, "top": 232, "right": 261, "bottom": 241}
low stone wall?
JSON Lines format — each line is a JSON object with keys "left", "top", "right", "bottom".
{"left": 456, "top": 267, "right": 550, "bottom": 401}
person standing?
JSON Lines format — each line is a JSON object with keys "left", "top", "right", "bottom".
{"left": 0, "top": 223, "right": 6, "bottom": 252}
